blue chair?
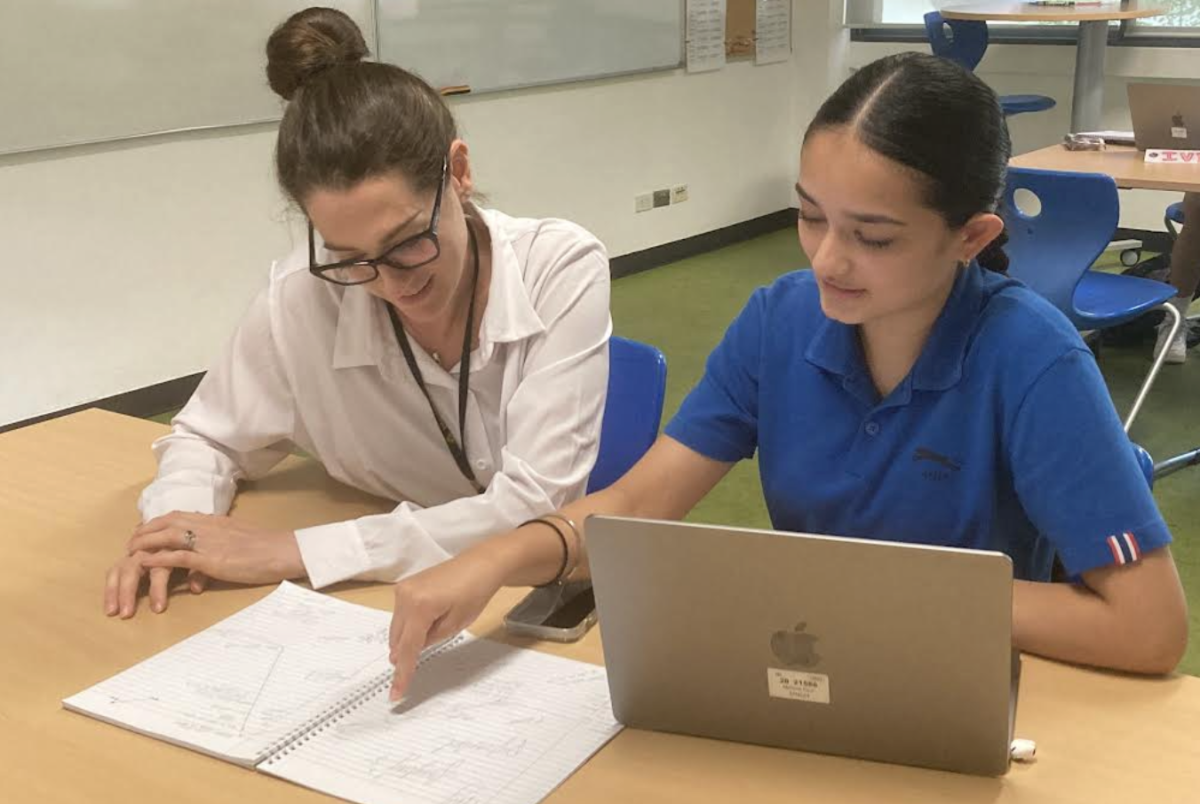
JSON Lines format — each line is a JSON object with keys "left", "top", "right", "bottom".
{"left": 587, "top": 336, "right": 667, "bottom": 493}
{"left": 1003, "top": 167, "right": 1182, "bottom": 433}
{"left": 924, "top": 12, "right": 1056, "bottom": 118}
{"left": 1133, "top": 443, "right": 1155, "bottom": 489}
{"left": 1165, "top": 201, "right": 1185, "bottom": 241}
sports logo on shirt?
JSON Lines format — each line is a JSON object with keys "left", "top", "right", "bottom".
{"left": 1106, "top": 532, "right": 1142, "bottom": 565}
{"left": 913, "top": 447, "right": 961, "bottom": 471}
{"left": 913, "top": 447, "right": 961, "bottom": 481}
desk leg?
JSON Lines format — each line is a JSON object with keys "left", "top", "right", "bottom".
{"left": 1071, "top": 20, "right": 1108, "bottom": 133}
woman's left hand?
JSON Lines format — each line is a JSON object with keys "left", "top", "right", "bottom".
{"left": 126, "top": 512, "right": 306, "bottom": 586}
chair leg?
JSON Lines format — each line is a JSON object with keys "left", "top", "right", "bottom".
{"left": 1124, "top": 301, "right": 1183, "bottom": 433}
{"left": 1165, "top": 215, "right": 1179, "bottom": 242}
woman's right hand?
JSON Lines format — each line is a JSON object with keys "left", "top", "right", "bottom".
{"left": 104, "top": 552, "right": 208, "bottom": 618}
{"left": 388, "top": 549, "right": 506, "bottom": 702}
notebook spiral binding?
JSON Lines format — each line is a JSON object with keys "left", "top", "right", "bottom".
{"left": 257, "top": 632, "right": 469, "bottom": 766}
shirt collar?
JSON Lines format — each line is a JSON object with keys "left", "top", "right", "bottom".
{"left": 332, "top": 208, "right": 546, "bottom": 370}
{"left": 804, "top": 263, "right": 987, "bottom": 393}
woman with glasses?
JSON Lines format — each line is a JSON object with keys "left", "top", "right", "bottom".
{"left": 104, "top": 7, "right": 611, "bottom": 618}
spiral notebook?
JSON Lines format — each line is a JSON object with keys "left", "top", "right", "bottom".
{"left": 62, "top": 582, "right": 621, "bottom": 804}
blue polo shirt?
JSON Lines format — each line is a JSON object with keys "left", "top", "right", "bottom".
{"left": 664, "top": 264, "right": 1171, "bottom": 581}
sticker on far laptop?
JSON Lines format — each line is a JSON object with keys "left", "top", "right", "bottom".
{"left": 767, "top": 668, "right": 831, "bottom": 704}
{"left": 1145, "top": 149, "right": 1200, "bottom": 164}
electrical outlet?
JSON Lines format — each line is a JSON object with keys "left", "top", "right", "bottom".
{"left": 635, "top": 193, "right": 654, "bottom": 213}
{"left": 652, "top": 189, "right": 671, "bottom": 208}
{"left": 671, "top": 184, "right": 689, "bottom": 204}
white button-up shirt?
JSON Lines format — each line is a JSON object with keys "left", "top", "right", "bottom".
{"left": 139, "top": 208, "right": 611, "bottom": 588}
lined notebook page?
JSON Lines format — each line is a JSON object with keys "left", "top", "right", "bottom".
{"left": 261, "top": 636, "right": 621, "bottom": 804}
{"left": 63, "top": 582, "right": 393, "bottom": 765}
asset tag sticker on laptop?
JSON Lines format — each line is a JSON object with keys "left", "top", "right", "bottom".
{"left": 1172, "top": 126, "right": 1189, "bottom": 139}
{"left": 767, "top": 668, "right": 831, "bottom": 704}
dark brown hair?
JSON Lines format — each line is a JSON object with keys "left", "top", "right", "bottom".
{"left": 266, "top": 7, "right": 457, "bottom": 206}
{"left": 805, "top": 52, "right": 1011, "bottom": 273}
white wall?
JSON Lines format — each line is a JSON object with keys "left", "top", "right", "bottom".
{"left": 0, "top": 50, "right": 802, "bottom": 427}
{"left": 0, "top": 127, "right": 297, "bottom": 427}
{"left": 454, "top": 59, "right": 797, "bottom": 258}
{"left": 845, "top": 40, "right": 1200, "bottom": 231}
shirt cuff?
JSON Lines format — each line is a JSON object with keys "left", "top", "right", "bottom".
{"left": 294, "top": 520, "right": 374, "bottom": 590}
{"left": 138, "top": 487, "right": 220, "bottom": 522}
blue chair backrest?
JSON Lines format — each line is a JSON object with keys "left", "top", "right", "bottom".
{"left": 587, "top": 336, "right": 668, "bottom": 493}
{"left": 1002, "top": 167, "right": 1120, "bottom": 328}
{"left": 1133, "top": 443, "right": 1155, "bottom": 489}
{"left": 924, "top": 11, "right": 989, "bottom": 71}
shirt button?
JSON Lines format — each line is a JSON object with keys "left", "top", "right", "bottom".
{"left": 865, "top": 421, "right": 880, "bottom": 436}
{"left": 474, "top": 459, "right": 488, "bottom": 470}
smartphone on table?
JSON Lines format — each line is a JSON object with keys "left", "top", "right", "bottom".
{"left": 503, "top": 580, "right": 597, "bottom": 643}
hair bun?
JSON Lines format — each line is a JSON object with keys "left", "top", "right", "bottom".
{"left": 266, "top": 7, "right": 369, "bottom": 101}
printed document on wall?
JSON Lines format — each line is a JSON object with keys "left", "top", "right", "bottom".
{"left": 756, "top": 0, "right": 791, "bottom": 65}
{"left": 687, "top": 0, "right": 726, "bottom": 73}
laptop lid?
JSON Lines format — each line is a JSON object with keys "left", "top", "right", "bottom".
{"left": 586, "top": 516, "right": 1017, "bottom": 777}
{"left": 1128, "top": 82, "right": 1200, "bottom": 151}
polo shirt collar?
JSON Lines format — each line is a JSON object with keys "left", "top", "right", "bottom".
{"left": 911, "top": 263, "right": 985, "bottom": 391}
{"left": 804, "top": 263, "right": 986, "bottom": 393}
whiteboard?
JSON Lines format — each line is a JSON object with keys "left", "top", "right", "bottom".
{"left": 0, "top": 0, "right": 374, "bottom": 156}
{"left": 376, "top": 0, "right": 684, "bottom": 95}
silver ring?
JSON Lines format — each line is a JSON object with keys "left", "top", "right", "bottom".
{"left": 183, "top": 529, "right": 197, "bottom": 551}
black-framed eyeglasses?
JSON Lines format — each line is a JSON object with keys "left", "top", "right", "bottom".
{"left": 307, "top": 157, "right": 449, "bottom": 286}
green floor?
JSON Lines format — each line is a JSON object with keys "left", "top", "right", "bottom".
{"left": 151, "top": 228, "right": 1200, "bottom": 675}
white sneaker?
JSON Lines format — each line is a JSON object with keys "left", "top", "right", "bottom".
{"left": 1155, "top": 296, "right": 1192, "bottom": 364}
{"left": 1155, "top": 321, "right": 1187, "bottom": 364}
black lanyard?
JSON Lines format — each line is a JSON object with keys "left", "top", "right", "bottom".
{"left": 387, "top": 225, "right": 485, "bottom": 495}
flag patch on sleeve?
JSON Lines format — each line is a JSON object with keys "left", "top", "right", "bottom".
{"left": 1106, "top": 532, "right": 1141, "bottom": 565}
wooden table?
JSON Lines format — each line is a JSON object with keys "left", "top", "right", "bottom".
{"left": 3, "top": 409, "right": 1199, "bottom": 803}
{"left": 1012, "top": 143, "right": 1200, "bottom": 193}
{"left": 941, "top": 2, "right": 1165, "bottom": 133}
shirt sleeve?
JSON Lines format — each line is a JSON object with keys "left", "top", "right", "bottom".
{"left": 663, "top": 288, "right": 764, "bottom": 463}
{"left": 138, "top": 288, "right": 295, "bottom": 522}
{"left": 294, "top": 237, "right": 612, "bottom": 588}
{"left": 1008, "top": 347, "right": 1172, "bottom": 577}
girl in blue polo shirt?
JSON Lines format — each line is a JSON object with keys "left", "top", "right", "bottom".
{"left": 385, "top": 53, "right": 1188, "bottom": 695}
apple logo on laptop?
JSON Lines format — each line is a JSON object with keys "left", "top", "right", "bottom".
{"left": 1173, "top": 112, "right": 1185, "bottom": 130}
{"left": 771, "top": 621, "right": 820, "bottom": 667}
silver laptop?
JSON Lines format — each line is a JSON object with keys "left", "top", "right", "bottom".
{"left": 1128, "top": 82, "right": 1200, "bottom": 150}
{"left": 586, "top": 517, "right": 1020, "bottom": 777}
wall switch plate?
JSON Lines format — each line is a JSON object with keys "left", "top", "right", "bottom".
{"left": 635, "top": 193, "right": 654, "bottom": 213}
{"left": 671, "top": 184, "right": 689, "bottom": 203}
{"left": 652, "top": 189, "right": 671, "bottom": 208}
